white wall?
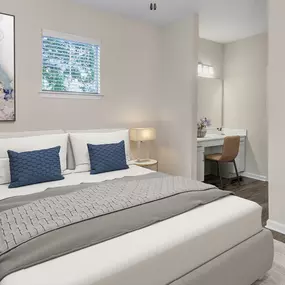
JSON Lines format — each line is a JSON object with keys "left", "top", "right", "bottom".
{"left": 0, "top": 0, "right": 199, "bottom": 177}
{"left": 0, "top": 0, "right": 161, "bottom": 132}
{"left": 223, "top": 33, "right": 268, "bottom": 179}
{"left": 267, "top": 0, "right": 285, "bottom": 233}
{"left": 198, "top": 38, "right": 224, "bottom": 79}
{"left": 157, "top": 16, "right": 199, "bottom": 177}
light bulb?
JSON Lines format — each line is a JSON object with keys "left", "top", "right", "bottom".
{"left": 203, "top": 65, "right": 209, "bottom": 75}
{"left": 209, "top": 66, "right": 214, "bottom": 75}
{"left": 197, "top": 63, "right": 202, "bottom": 74}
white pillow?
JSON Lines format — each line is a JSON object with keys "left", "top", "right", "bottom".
{"left": 0, "top": 133, "right": 68, "bottom": 184}
{"left": 0, "top": 159, "right": 10, "bottom": 186}
{"left": 69, "top": 130, "right": 130, "bottom": 173}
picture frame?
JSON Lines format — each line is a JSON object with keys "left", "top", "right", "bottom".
{"left": 0, "top": 12, "right": 15, "bottom": 121}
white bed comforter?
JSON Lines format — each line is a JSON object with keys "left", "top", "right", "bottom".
{"left": 0, "top": 166, "right": 262, "bottom": 285}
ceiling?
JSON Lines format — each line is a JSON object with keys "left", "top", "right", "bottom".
{"left": 73, "top": 0, "right": 267, "bottom": 43}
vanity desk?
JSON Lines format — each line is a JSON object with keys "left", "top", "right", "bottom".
{"left": 197, "top": 129, "right": 246, "bottom": 182}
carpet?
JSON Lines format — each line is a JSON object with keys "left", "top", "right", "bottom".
{"left": 254, "top": 240, "right": 285, "bottom": 284}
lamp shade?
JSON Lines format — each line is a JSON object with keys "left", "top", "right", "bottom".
{"left": 130, "top": 128, "right": 156, "bottom": 142}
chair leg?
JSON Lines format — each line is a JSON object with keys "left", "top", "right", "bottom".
{"left": 233, "top": 160, "right": 241, "bottom": 186}
{"left": 216, "top": 161, "right": 223, "bottom": 189}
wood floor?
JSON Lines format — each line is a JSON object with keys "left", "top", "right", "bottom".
{"left": 204, "top": 175, "right": 285, "bottom": 243}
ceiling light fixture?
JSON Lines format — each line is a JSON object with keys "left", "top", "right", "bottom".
{"left": 150, "top": 2, "right": 157, "bottom": 11}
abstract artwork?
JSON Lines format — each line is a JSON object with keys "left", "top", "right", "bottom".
{"left": 0, "top": 13, "right": 15, "bottom": 121}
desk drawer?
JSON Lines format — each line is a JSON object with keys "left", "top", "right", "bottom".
{"left": 198, "top": 139, "right": 224, "bottom": 148}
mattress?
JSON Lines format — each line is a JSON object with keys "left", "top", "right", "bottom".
{"left": 0, "top": 166, "right": 262, "bottom": 285}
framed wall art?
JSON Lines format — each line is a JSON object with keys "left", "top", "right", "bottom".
{"left": 0, "top": 13, "right": 15, "bottom": 121}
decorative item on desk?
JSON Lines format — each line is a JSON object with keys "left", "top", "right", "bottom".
{"left": 197, "top": 117, "right": 211, "bottom": 138}
{"left": 130, "top": 128, "right": 156, "bottom": 163}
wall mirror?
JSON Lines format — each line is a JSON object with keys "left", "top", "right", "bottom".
{"left": 197, "top": 77, "right": 223, "bottom": 128}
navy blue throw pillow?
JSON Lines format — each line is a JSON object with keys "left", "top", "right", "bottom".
{"left": 8, "top": 146, "right": 64, "bottom": 188}
{"left": 88, "top": 141, "right": 129, "bottom": 175}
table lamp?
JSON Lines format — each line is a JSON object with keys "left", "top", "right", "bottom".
{"left": 130, "top": 128, "right": 156, "bottom": 162}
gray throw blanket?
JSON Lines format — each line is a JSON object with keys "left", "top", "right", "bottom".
{"left": 0, "top": 173, "right": 231, "bottom": 281}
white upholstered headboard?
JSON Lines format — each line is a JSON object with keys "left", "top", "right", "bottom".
{"left": 65, "top": 129, "right": 129, "bottom": 170}
{"left": 0, "top": 129, "right": 129, "bottom": 171}
{"left": 0, "top": 130, "right": 65, "bottom": 138}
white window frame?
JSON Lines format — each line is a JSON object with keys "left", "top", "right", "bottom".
{"left": 40, "top": 29, "right": 103, "bottom": 100}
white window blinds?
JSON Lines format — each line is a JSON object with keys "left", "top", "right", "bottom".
{"left": 42, "top": 31, "right": 100, "bottom": 95}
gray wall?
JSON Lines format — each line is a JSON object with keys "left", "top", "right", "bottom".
{"left": 0, "top": 0, "right": 199, "bottom": 178}
{"left": 223, "top": 33, "right": 268, "bottom": 179}
{"left": 198, "top": 35, "right": 268, "bottom": 178}
{"left": 199, "top": 38, "right": 224, "bottom": 79}
{"left": 157, "top": 16, "right": 199, "bottom": 177}
{"left": 267, "top": 0, "right": 285, "bottom": 231}
{"left": 0, "top": 0, "right": 161, "bottom": 132}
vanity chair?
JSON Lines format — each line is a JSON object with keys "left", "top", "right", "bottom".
{"left": 205, "top": 136, "right": 241, "bottom": 189}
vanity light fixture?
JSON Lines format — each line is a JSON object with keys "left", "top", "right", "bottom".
{"left": 198, "top": 63, "right": 203, "bottom": 74}
{"left": 203, "top": 65, "right": 209, "bottom": 74}
{"left": 198, "top": 62, "right": 215, "bottom": 78}
{"left": 208, "top": 66, "right": 214, "bottom": 75}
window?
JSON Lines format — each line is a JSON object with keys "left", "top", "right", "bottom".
{"left": 41, "top": 30, "right": 101, "bottom": 97}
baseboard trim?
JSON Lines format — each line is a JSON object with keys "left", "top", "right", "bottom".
{"left": 241, "top": 172, "right": 268, "bottom": 182}
{"left": 266, "top": 219, "right": 285, "bottom": 235}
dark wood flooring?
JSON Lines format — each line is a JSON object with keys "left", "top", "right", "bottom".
{"left": 204, "top": 175, "right": 285, "bottom": 243}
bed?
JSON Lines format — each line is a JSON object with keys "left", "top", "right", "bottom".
{"left": 0, "top": 130, "right": 273, "bottom": 285}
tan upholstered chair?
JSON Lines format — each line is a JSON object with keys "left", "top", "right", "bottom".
{"left": 205, "top": 136, "right": 241, "bottom": 189}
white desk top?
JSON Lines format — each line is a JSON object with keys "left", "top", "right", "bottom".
{"left": 197, "top": 134, "right": 226, "bottom": 142}
{"left": 197, "top": 129, "right": 247, "bottom": 143}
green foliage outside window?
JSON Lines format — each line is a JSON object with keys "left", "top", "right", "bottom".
{"left": 42, "top": 36, "right": 100, "bottom": 94}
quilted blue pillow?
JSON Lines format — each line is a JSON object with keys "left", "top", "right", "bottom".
{"left": 88, "top": 141, "right": 129, "bottom": 175}
{"left": 8, "top": 146, "right": 64, "bottom": 188}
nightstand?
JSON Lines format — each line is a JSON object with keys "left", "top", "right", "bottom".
{"left": 130, "top": 159, "right": 158, "bottom": 171}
